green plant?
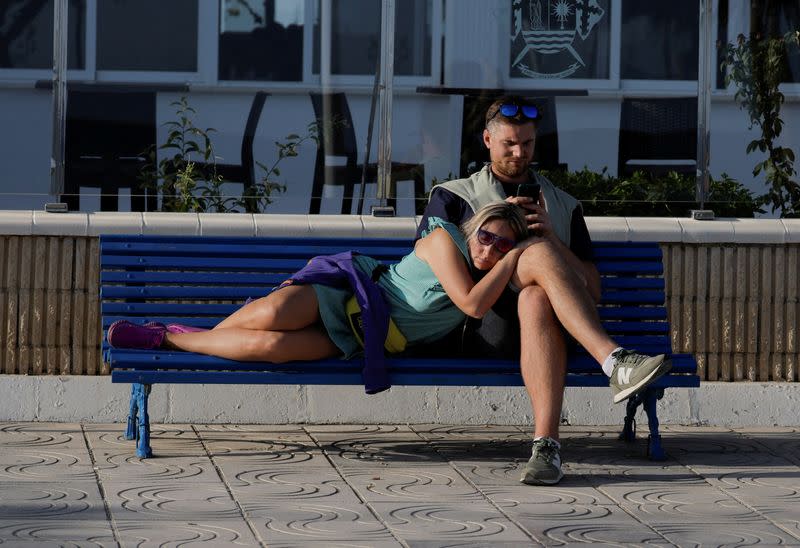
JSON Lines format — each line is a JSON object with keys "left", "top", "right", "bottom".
{"left": 140, "top": 97, "right": 233, "bottom": 212}
{"left": 246, "top": 120, "right": 321, "bottom": 213}
{"left": 141, "top": 96, "right": 319, "bottom": 213}
{"left": 722, "top": 30, "right": 800, "bottom": 217}
{"left": 540, "top": 167, "right": 764, "bottom": 217}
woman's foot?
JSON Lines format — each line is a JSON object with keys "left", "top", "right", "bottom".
{"left": 107, "top": 320, "right": 166, "bottom": 349}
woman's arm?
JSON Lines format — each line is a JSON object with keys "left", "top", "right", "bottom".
{"left": 415, "top": 228, "right": 525, "bottom": 318}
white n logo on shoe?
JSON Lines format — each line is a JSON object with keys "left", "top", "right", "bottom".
{"left": 617, "top": 367, "right": 633, "bottom": 385}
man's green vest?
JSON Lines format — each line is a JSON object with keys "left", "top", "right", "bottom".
{"left": 435, "top": 165, "right": 581, "bottom": 246}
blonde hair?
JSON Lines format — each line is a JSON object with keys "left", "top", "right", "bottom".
{"left": 461, "top": 201, "right": 528, "bottom": 243}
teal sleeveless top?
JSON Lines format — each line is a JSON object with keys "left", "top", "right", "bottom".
{"left": 353, "top": 217, "right": 470, "bottom": 346}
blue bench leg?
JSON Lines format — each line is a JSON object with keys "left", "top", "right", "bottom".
{"left": 643, "top": 387, "right": 666, "bottom": 461}
{"left": 124, "top": 383, "right": 140, "bottom": 440}
{"left": 135, "top": 384, "right": 153, "bottom": 459}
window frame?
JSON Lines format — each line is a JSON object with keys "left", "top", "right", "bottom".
{"left": 0, "top": 0, "right": 93, "bottom": 83}
{"left": 306, "top": 0, "right": 441, "bottom": 90}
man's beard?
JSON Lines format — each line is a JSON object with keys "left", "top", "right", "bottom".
{"left": 493, "top": 158, "right": 529, "bottom": 179}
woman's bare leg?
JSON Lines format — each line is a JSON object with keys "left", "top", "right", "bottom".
{"left": 215, "top": 285, "right": 321, "bottom": 331}
{"left": 164, "top": 325, "right": 340, "bottom": 362}
{"left": 162, "top": 284, "right": 340, "bottom": 361}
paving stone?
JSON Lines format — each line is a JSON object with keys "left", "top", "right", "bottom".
{"left": 369, "top": 501, "right": 533, "bottom": 543}
{"left": 483, "top": 484, "right": 618, "bottom": 507}
{"left": 0, "top": 519, "right": 114, "bottom": 546}
{"left": 93, "top": 452, "right": 221, "bottom": 483}
{"left": 0, "top": 448, "right": 96, "bottom": 482}
{"left": 318, "top": 434, "right": 444, "bottom": 467}
{"left": 230, "top": 469, "right": 359, "bottom": 506}
{"left": 247, "top": 502, "right": 396, "bottom": 543}
{"left": 500, "top": 501, "right": 661, "bottom": 545}
{"left": 115, "top": 520, "right": 261, "bottom": 547}
{"left": 0, "top": 423, "right": 88, "bottom": 451}
{"left": 0, "top": 482, "right": 106, "bottom": 521}
{"left": 197, "top": 429, "right": 318, "bottom": 456}
{"left": 652, "top": 521, "right": 800, "bottom": 546}
{"left": 1, "top": 422, "right": 800, "bottom": 546}
{"left": 449, "top": 459, "right": 524, "bottom": 486}
{"left": 103, "top": 481, "right": 243, "bottom": 522}
{"left": 85, "top": 423, "right": 206, "bottom": 457}
{"left": 342, "top": 466, "right": 485, "bottom": 502}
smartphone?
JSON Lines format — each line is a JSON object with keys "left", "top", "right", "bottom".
{"left": 517, "top": 182, "right": 540, "bottom": 201}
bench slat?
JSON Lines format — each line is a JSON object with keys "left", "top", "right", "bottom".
{"left": 111, "top": 369, "right": 699, "bottom": 388}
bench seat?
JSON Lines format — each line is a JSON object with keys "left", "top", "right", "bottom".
{"left": 101, "top": 234, "right": 699, "bottom": 459}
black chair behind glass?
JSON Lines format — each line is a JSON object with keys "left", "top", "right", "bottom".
{"left": 309, "top": 92, "right": 425, "bottom": 215}
{"left": 192, "top": 91, "right": 269, "bottom": 213}
{"left": 63, "top": 89, "right": 156, "bottom": 211}
{"left": 617, "top": 97, "right": 698, "bottom": 177}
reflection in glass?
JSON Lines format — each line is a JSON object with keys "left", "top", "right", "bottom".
{"left": 751, "top": 1, "right": 800, "bottom": 83}
{"left": 510, "top": 0, "right": 610, "bottom": 79}
{"left": 313, "top": 0, "right": 431, "bottom": 76}
{"left": 219, "top": 0, "right": 304, "bottom": 81}
{"left": 621, "top": 0, "right": 698, "bottom": 80}
{"left": 0, "top": 0, "right": 84, "bottom": 69}
{"left": 97, "top": 0, "right": 197, "bottom": 71}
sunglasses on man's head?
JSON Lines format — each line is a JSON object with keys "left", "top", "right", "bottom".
{"left": 476, "top": 228, "right": 516, "bottom": 254}
{"left": 488, "top": 102, "right": 540, "bottom": 123}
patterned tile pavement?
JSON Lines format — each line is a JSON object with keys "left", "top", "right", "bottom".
{"left": 0, "top": 422, "right": 798, "bottom": 546}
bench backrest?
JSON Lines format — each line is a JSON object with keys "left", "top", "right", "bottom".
{"left": 101, "top": 235, "right": 674, "bottom": 354}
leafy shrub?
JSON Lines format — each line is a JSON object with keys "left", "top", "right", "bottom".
{"left": 540, "top": 167, "right": 765, "bottom": 218}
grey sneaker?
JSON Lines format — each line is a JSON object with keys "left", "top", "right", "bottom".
{"left": 520, "top": 437, "right": 563, "bottom": 485}
{"left": 609, "top": 349, "right": 672, "bottom": 404}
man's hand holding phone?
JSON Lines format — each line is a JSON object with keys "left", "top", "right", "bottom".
{"left": 510, "top": 182, "right": 552, "bottom": 238}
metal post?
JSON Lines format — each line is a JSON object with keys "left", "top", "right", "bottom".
{"left": 693, "top": 0, "right": 715, "bottom": 220}
{"left": 373, "top": 0, "right": 395, "bottom": 217}
{"left": 50, "top": 0, "right": 68, "bottom": 203}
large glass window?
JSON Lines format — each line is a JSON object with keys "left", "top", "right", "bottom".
{"left": 0, "top": 0, "right": 84, "bottom": 69}
{"left": 621, "top": 0, "right": 698, "bottom": 80}
{"left": 509, "top": 0, "right": 611, "bottom": 80}
{"left": 218, "top": 0, "right": 304, "bottom": 81}
{"left": 313, "top": 0, "right": 432, "bottom": 76}
{"left": 97, "top": 0, "right": 197, "bottom": 71}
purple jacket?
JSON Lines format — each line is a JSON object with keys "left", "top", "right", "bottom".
{"left": 277, "top": 251, "right": 391, "bottom": 394}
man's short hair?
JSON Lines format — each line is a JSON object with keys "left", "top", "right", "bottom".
{"left": 485, "top": 95, "right": 540, "bottom": 129}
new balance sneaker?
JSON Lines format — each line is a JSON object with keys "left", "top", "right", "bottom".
{"left": 609, "top": 349, "right": 672, "bottom": 404}
{"left": 520, "top": 437, "right": 563, "bottom": 485}
{"left": 107, "top": 320, "right": 165, "bottom": 349}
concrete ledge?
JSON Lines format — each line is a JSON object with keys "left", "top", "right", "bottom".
{"left": 1, "top": 376, "right": 798, "bottom": 427}
{"left": 0, "top": 211, "right": 798, "bottom": 243}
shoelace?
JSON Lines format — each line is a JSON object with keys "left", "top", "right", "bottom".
{"left": 612, "top": 348, "right": 641, "bottom": 366}
{"left": 532, "top": 438, "right": 559, "bottom": 461}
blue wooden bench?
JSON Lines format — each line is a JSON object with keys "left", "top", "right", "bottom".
{"left": 100, "top": 234, "right": 699, "bottom": 459}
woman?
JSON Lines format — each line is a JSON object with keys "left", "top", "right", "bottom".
{"left": 107, "top": 201, "right": 532, "bottom": 366}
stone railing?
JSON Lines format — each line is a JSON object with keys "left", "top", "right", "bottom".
{"left": 0, "top": 211, "right": 797, "bottom": 382}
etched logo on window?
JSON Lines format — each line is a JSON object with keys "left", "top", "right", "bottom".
{"left": 511, "top": 0, "right": 605, "bottom": 79}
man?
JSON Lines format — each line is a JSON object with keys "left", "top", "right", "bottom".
{"left": 416, "top": 95, "right": 671, "bottom": 485}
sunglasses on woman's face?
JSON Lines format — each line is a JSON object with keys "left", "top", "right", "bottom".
{"left": 487, "top": 102, "right": 540, "bottom": 123}
{"left": 476, "top": 228, "right": 516, "bottom": 254}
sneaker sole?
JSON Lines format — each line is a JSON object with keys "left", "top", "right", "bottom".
{"left": 520, "top": 470, "right": 564, "bottom": 485}
{"left": 613, "top": 358, "right": 673, "bottom": 404}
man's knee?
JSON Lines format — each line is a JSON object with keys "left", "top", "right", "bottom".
{"left": 518, "top": 285, "right": 557, "bottom": 326}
